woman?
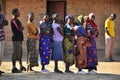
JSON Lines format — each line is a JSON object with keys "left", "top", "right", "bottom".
{"left": 63, "top": 15, "right": 75, "bottom": 73}
{"left": 39, "top": 13, "right": 53, "bottom": 73}
{"left": 26, "top": 12, "right": 39, "bottom": 72}
{"left": 75, "top": 15, "right": 90, "bottom": 74}
{"left": 86, "top": 13, "right": 99, "bottom": 74}
{"left": 51, "top": 13, "right": 64, "bottom": 73}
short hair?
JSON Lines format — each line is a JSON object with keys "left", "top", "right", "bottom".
{"left": 110, "top": 14, "right": 116, "bottom": 18}
{"left": 12, "top": 8, "right": 19, "bottom": 15}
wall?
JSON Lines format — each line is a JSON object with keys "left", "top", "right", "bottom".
{"left": 4, "top": 0, "right": 46, "bottom": 54}
{"left": 67, "top": 0, "right": 120, "bottom": 51}
{"left": 3, "top": 0, "right": 120, "bottom": 54}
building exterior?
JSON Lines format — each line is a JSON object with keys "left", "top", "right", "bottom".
{"left": 0, "top": 0, "right": 120, "bottom": 53}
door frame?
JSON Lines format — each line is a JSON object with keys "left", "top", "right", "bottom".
{"left": 47, "top": 0, "right": 66, "bottom": 21}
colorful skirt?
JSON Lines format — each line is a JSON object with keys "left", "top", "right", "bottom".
{"left": 87, "top": 37, "right": 98, "bottom": 68}
{"left": 27, "top": 38, "right": 38, "bottom": 67}
{"left": 63, "top": 38, "right": 74, "bottom": 66}
{"left": 39, "top": 35, "right": 52, "bottom": 65}
{"left": 75, "top": 37, "right": 90, "bottom": 68}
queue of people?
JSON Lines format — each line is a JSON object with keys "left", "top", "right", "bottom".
{"left": 0, "top": 7, "right": 117, "bottom": 75}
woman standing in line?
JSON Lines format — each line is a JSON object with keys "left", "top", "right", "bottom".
{"left": 39, "top": 13, "right": 53, "bottom": 73}
{"left": 86, "top": 13, "right": 99, "bottom": 74}
{"left": 26, "top": 12, "right": 39, "bottom": 72}
{"left": 63, "top": 15, "right": 75, "bottom": 73}
{"left": 51, "top": 13, "right": 64, "bottom": 73}
{"left": 75, "top": 15, "right": 91, "bottom": 74}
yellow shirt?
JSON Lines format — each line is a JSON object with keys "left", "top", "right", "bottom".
{"left": 27, "top": 22, "right": 38, "bottom": 39}
{"left": 105, "top": 18, "right": 115, "bottom": 38}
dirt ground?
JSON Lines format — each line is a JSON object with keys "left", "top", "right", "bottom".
{"left": 0, "top": 49, "right": 120, "bottom": 80}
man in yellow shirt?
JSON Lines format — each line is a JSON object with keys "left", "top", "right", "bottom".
{"left": 105, "top": 14, "right": 116, "bottom": 62}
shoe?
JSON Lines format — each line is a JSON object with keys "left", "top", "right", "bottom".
{"left": 105, "top": 58, "right": 111, "bottom": 62}
{"left": 41, "top": 69, "right": 50, "bottom": 73}
{"left": 88, "top": 70, "right": 97, "bottom": 74}
{"left": 77, "top": 70, "right": 87, "bottom": 74}
{"left": 20, "top": 66, "right": 26, "bottom": 71}
{"left": 65, "top": 70, "right": 74, "bottom": 73}
{"left": 27, "top": 65, "right": 34, "bottom": 72}
{"left": 0, "top": 72, "right": 1, "bottom": 76}
{"left": 105, "top": 58, "right": 116, "bottom": 62}
{"left": 0, "top": 70, "right": 5, "bottom": 73}
{"left": 110, "top": 58, "right": 116, "bottom": 61}
{"left": 54, "top": 69, "right": 63, "bottom": 73}
{"left": 12, "top": 67, "right": 22, "bottom": 73}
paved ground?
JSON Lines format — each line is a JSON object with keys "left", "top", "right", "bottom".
{"left": 0, "top": 49, "right": 120, "bottom": 80}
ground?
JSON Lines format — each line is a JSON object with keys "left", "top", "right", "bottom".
{"left": 0, "top": 49, "right": 120, "bottom": 80}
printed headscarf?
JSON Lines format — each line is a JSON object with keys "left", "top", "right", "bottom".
{"left": 89, "top": 13, "right": 95, "bottom": 18}
{"left": 77, "top": 15, "right": 84, "bottom": 22}
{"left": 65, "top": 14, "right": 74, "bottom": 21}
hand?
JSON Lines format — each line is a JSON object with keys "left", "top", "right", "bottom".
{"left": 20, "top": 26, "right": 24, "bottom": 31}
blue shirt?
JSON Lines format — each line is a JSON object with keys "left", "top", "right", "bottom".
{"left": 77, "top": 25, "right": 86, "bottom": 37}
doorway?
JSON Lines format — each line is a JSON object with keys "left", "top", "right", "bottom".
{"left": 47, "top": 1, "right": 66, "bottom": 21}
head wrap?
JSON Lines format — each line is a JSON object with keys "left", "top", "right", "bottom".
{"left": 52, "top": 13, "right": 59, "bottom": 19}
{"left": 89, "top": 13, "right": 95, "bottom": 18}
{"left": 84, "top": 16, "right": 89, "bottom": 21}
{"left": 65, "top": 14, "right": 74, "bottom": 21}
{"left": 77, "top": 15, "right": 84, "bottom": 21}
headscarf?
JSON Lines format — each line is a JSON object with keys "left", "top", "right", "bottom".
{"left": 89, "top": 13, "right": 95, "bottom": 19}
{"left": 65, "top": 14, "right": 74, "bottom": 21}
{"left": 77, "top": 15, "right": 84, "bottom": 22}
{"left": 52, "top": 13, "right": 59, "bottom": 19}
{"left": 84, "top": 16, "right": 89, "bottom": 21}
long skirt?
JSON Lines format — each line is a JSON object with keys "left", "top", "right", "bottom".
{"left": 39, "top": 35, "right": 52, "bottom": 65}
{"left": 87, "top": 37, "right": 98, "bottom": 69}
{"left": 63, "top": 38, "right": 74, "bottom": 66}
{"left": 27, "top": 38, "right": 38, "bottom": 67}
{"left": 51, "top": 41, "right": 63, "bottom": 60}
{"left": 75, "top": 37, "right": 90, "bottom": 68}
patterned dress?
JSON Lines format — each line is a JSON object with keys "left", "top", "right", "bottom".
{"left": 63, "top": 24, "right": 75, "bottom": 66}
{"left": 39, "top": 21, "right": 53, "bottom": 65}
{"left": 27, "top": 39, "right": 38, "bottom": 67}
{"left": 75, "top": 25, "right": 91, "bottom": 68}
{"left": 39, "top": 36, "right": 52, "bottom": 65}
{"left": 86, "top": 20, "right": 99, "bottom": 69}
{"left": 27, "top": 22, "right": 38, "bottom": 67}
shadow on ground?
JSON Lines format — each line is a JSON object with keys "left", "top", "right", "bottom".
{"left": 0, "top": 72, "right": 120, "bottom": 80}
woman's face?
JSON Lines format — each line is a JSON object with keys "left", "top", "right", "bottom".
{"left": 55, "top": 15, "right": 60, "bottom": 22}
{"left": 67, "top": 18, "right": 74, "bottom": 24}
{"left": 43, "top": 15, "right": 49, "bottom": 21}
{"left": 81, "top": 18, "right": 84, "bottom": 25}
{"left": 29, "top": 14, "right": 34, "bottom": 22}
{"left": 90, "top": 15, "right": 95, "bottom": 21}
